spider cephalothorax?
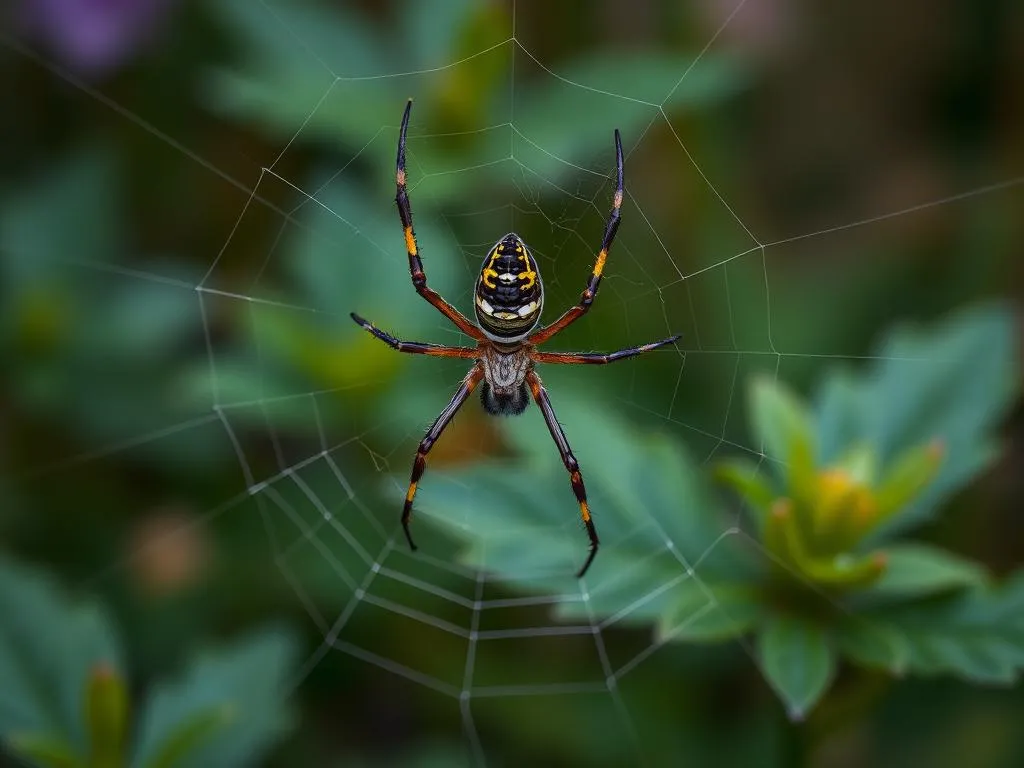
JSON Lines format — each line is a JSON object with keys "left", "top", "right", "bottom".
{"left": 478, "top": 343, "right": 532, "bottom": 416}
{"left": 351, "top": 99, "right": 680, "bottom": 577}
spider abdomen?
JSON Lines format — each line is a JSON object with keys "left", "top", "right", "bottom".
{"left": 474, "top": 233, "right": 543, "bottom": 343}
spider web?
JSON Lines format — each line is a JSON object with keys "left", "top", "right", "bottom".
{"left": 4, "top": 0, "right": 1022, "bottom": 763}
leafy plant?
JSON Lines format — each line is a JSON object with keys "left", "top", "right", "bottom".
{"left": 413, "top": 302, "right": 1020, "bottom": 718}
{"left": 203, "top": 0, "right": 747, "bottom": 203}
{"left": 0, "top": 142, "right": 217, "bottom": 466}
{"left": 0, "top": 556, "right": 299, "bottom": 768}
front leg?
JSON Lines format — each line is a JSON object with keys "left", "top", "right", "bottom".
{"left": 395, "top": 100, "right": 483, "bottom": 340}
{"left": 529, "top": 129, "right": 624, "bottom": 346}
{"left": 350, "top": 313, "right": 478, "bottom": 359}
{"left": 533, "top": 333, "right": 680, "bottom": 365}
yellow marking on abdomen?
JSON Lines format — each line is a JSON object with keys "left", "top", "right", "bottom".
{"left": 404, "top": 226, "right": 417, "bottom": 256}
{"left": 482, "top": 267, "right": 499, "bottom": 289}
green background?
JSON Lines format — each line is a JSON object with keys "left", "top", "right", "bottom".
{"left": 1, "top": 1, "right": 1022, "bottom": 765}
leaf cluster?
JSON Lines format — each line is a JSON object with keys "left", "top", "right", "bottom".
{"left": 0, "top": 558, "right": 298, "bottom": 768}
{"left": 416, "top": 303, "right": 1020, "bottom": 717}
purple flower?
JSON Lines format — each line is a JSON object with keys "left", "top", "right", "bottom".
{"left": 21, "top": 0, "right": 178, "bottom": 78}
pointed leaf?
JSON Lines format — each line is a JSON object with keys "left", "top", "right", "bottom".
{"left": 505, "top": 51, "right": 746, "bottom": 182}
{"left": 204, "top": 0, "right": 389, "bottom": 140}
{"left": 835, "top": 619, "right": 909, "bottom": 675}
{"left": 138, "top": 705, "right": 234, "bottom": 768}
{"left": 874, "top": 439, "right": 945, "bottom": 523}
{"left": 758, "top": 616, "right": 835, "bottom": 720}
{"left": 416, "top": 397, "right": 756, "bottom": 638}
{"left": 85, "top": 663, "right": 128, "bottom": 768}
{"left": 814, "top": 370, "right": 864, "bottom": 465}
{"left": 864, "top": 304, "right": 1014, "bottom": 537}
{"left": 4, "top": 733, "right": 79, "bottom": 768}
{"left": 860, "top": 570, "right": 1024, "bottom": 685}
{"left": 714, "top": 458, "right": 777, "bottom": 525}
{"left": 762, "top": 498, "right": 802, "bottom": 571}
{"left": 749, "top": 376, "right": 816, "bottom": 496}
{"left": 800, "top": 552, "right": 888, "bottom": 589}
{"left": 656, "top": 583, "right": 765, "bottom": 644}
{"left": 0, "top": 557, "right": 123, "bottom": 760}
{"left": 867, "top": 544, "right": 987, "bottom": 599}
{"left": 132, "top": 626, "right": 299, "bottom": 768}
{"left": 868, "top": 304, "right": 1015, "bottom": 464}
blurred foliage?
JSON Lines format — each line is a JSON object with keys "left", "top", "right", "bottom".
{"left": 0, "top": 557, "right": 297, "bottom": 768}
{"left": 419, "top": 302, "right": 1021, "bottom": 719}
{"left": 203, "top": 0, "right": 746, "bottom": 200}
{"left": 0, "top": 141, "right": 218, "bottom": 467}
{"left": 1, "top": 0, "right": 1022, "bottom": 766}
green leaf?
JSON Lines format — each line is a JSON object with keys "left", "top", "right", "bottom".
{"left": 204, "top": 0, "right": 475, "bottom": 169}
{"left": 748, "top": 376, "right": 816, "bottom": 497}
{"left": 132, "top": 625, "right": 299, "bottom": 768}
{"left": 868, "top": 304, "right": 1015, "bottom": 464}
{"left": 656, "top": 583, "right": 764, "bottom": 644}
{"left": 285, "top": 170, "right": 466, "bottom": 333}
{"left": 400, "top": 0, "right": 479, "bottom": 67}
{"left": 873, "top": 439, "right": 944, "bottom": 524}
{"left": 505, "top": 51, "right": 745, "bottom": 184}
{"left": 4, "top": 733, "right": 80, "bottom": 768}
{"left": 80, "top": 274, "right": 200, "bottom": 359}
{"left": 85, "top": 664, "right": 129, "bottom": 768}
{"left": 835, "top": 618, "right": 909, "bottom": 675}
{"left": 0, "top": 142, "right": 121, "bottom": 285}
{"left": 815, "top": 302, "right": 1017, "bottom": 538}
{"left": 762, "top": 500, "right": 886, "bottom": 588}
{"left": 714, "top": 458, "right": 777, "bottom": 526}
{"left": 0, "top": 557, "right": 123, "bottom": 761}
{"left": 136, "top": 705, "right": 234, "bottom": 768}
{"left": 860, "top": 570, "right": 1024, "bottom": 685}
{"left": 758, "top": 616, "right": 836, "bottom": 720}
{"left": 416, "top": 396, "right": 759, "bottom": 635}
{"left": 867, "top": 544, "right": 987, "bottom": 600}
{"left": 814, "top": 370, "right": 864, "bottom": 465}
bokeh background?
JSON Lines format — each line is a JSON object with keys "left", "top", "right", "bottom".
{"left": 1, "top": 0, "right": 1022, "bottom": 766}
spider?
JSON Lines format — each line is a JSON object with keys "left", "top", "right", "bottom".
{"left": 351, "top": 100, "right": 680, "bottom": 578}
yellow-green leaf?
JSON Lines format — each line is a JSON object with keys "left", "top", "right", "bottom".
{"left": 85, "top": 663, "right": 128, "bottom": 768}
{"left": 749, "top": 376, "right": 816, "bottom": 497}
{"left": 4, "top": 734, "right": 79, "bottom": 768}
{"left": 715, "top": 459, "right": 777, "bottom": 526}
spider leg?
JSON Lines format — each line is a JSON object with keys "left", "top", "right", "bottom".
{"left": 396, "top": 100, "right": 484, "bottom": 341}
{"left": 402, "top": 365, "right": 484, "bottom": 550}
{"left": 529, "top": 129, "right": 624, "bottom": 346}
{"left": 525, "top": 370, "right": 599, "bottom": 578}
{"left": 533, "top": 334, "right": 680, "bottom": 365}
{"left": 351, "top": 313, "right": 478, "bottom": 359}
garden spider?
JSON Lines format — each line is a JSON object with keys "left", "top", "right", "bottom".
{"left": 351, "top": 100, "right": 680, "bottom": 577}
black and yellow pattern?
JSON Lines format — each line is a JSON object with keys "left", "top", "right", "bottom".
{"left": 350, "top": 100, "right": 680, "bottom": 579}
{"left": 473, "top": 234, "right": 544, "bottom": 342}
